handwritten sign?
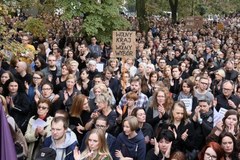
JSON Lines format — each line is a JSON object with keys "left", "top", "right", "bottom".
{"left": 112, "top": 31, "right": 136, "bottom": 58}
{"left": 180, "top": 99, "right": 193, "bottom": 113}
{"left": 185, "top": 16, "right": 203, "bottom": 30}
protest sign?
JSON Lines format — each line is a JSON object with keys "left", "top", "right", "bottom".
{"left": 112, "top": 31, "right": 136, "bottom": 58}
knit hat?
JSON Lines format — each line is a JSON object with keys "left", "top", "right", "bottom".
{"left": 215, "top": 69, "right": 225, "bottom": 78}
{"left": 35, "top": 147, "right": 56, "bottom": 160}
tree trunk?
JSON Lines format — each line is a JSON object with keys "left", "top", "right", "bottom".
{"left": 136, "top": 0, "right": 147, "bottom": 31}
{"left": 169, "top": 0, "right": 178, "bottom": 24}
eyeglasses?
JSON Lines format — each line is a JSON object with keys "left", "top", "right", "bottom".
{"left": 223, "top": 88, "right": 233, "bottom": 91}
{"left": 95, "top": 124, "right": 106, "bottom": 129}
{"left": 42, "top": 88, "right": 52, "bottom": 91}
{"left": 204, "top": 152, "right": 217, "bottom": 160}
{"left": 38, "top": 106, "right": 48, "bottom": 110}
{"left": 33, "top": 77, "right": 42, "bottom": 80}
{"left": 200, "top": 81, "right": 208, "bottom": 85}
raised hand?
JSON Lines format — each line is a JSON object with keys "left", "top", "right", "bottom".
{"left": 154, "top": 138, "right": 159, "bottom": 155}
{"left": 181, "top": 129, "right": 188, "bottom": 141}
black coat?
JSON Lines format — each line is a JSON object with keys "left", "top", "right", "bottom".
{"left": 8, "top": 92, "right": 31, "bottom": 134}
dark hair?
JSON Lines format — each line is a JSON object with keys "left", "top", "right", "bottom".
{"left": 157, "top": 129, "right": 175, "bottom": 142}
{"left": 180, "top": 78, "right": 194, "bottom": 94}
{"left": 96, "top": 115, "right": 109, "bottom": 126}
{"left": 222, "top": 109, "right": 239, "bottom": 133}
{"left": 41, "top": 82, "right": 53, "bottom": 90}
{"left": 131, "top": 107, "right": 145, "bottom": 117}
{"left": 219, "top": 132, "right": 238, "bottom": 159}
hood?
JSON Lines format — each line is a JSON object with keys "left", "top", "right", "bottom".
{"left": 119, "top": 129, "right": 144, "bottom": 145}
{"left": 118, "top": 129, "right": 144, "bottom": 158}
{"left": 51, "top": 128, "right": 77, "bottom": 149}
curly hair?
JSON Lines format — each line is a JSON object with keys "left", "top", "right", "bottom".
{"left": 149, "top": 87, "right": 173, "bottom": 112}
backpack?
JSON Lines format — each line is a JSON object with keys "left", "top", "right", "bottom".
{"left": 14, "top": 123, "right": 28, "bottom": 158}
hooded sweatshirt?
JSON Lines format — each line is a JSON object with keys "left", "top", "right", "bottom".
{"left": 43, "top": 128, "right": 78, "bottom": 160}
{"left": 115, "top": 129, "right": 146, "bottom": 160}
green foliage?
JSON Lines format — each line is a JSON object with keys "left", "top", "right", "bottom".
{"left": 22, "top": 17, "right": 48, "bottom": 38}
{"left": 78, "top": 0, "right": 130, "bottom": 43}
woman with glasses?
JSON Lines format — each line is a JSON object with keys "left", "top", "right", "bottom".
{"left": 146, "top": 87, "right": 173, "bottom": 131}
{"left": 25, "top": 99, "right": 53, "bottom": 160}
{"left": 198, "top": 142, "right": 224, "bottom": 160}
{"left": 25, "top": 71, "right": 45, "bottom": 108}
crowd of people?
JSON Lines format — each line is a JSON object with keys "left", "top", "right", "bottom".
{"left": 0, "top": 12, "right": 240, "bottom": 160}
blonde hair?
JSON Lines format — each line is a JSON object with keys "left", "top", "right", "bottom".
{"left": 0, "top": 95, "right": 8, "bottom": 114}
{"left": 82, "top": 129, "right": 112, "bottom": 160}
{"left": 93, "top": 84, "right": 108, "bottom": 93}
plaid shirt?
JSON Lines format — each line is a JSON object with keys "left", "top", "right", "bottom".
{"left": 118, "top": 92, "right": 148, "bottom": 109}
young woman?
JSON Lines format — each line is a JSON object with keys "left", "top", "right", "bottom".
{"left": 198, "top": 142, "right": 224, "bottom": 160}
{"left": 163, "top": 101, "right": 195, "bottom": 154}
{"left": 33, "top": 56, "right": 47, "bottom": 71}
{"left": 116, "top": 91, "right": 138, "bottom": 124}
{"left": 148, "top": 71, "right": 159, "bottom": 96}
{"left": 25, "top": 99, "right": 53, "bottom": 160}
{"left": 219, "top": 132, "right": 239, "bottom": 160}
{"left": 6, "top": 79, "right": 31, "bottom": 133}
{"left": 207, "top": 109, "right": 240, "bottom": 142}
{"left": 146, "top": 129, "right": 175, "bottom": 160}
{"left": 108, "top": 58, "right": 120, "bottom": 79}
{"left": 0, "top": 71, "right": 14, "bottom": 96}
{"left": 69, "top": 94, "right": 92, "bottom": 145}
{"left": 25, "top": 71, "right": 45, "bottom": 107}
{"left": 131, "top": 107, "right": 154, "bottom": 151}
{"left": 115, "top": 116, "right": 146, "bottom": 160}
{"left": 176, "top": 79, "right": 198, "bottom": 115}
{"left": 76, "top": 68, "right": 91, "bottom": 97}
{"left": 74, "top": 129, "right": 112, "bottom": 160}
{"left": 147, "top": 88, "right": 173, "bottom": 130}
{"left": 162, "top": 65, "right": 172, "bottom": 89}
{"left": 57, "top": 74, "right": 80, "bottom": 112}
{"left": 55, "top": 64, "right": 70, "bottom": 93}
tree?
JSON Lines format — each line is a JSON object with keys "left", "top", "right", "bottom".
{"left": 136, "top": 0, "right": 148, "bottom": 31}
{"left": 169, "top": 0, "right": 178, "bottom": 24}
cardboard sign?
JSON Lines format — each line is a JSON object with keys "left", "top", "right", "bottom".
{"left": 217, "top": 23, "right": 224, "bottom": 30}
{"left": 112, "top": 31, "right": 136, "bottom": 58}
{"left": 185, "top": 16, "right": 203, "bottom": 30}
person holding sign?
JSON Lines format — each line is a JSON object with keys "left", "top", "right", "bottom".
{"left": 177, "top": 79, "right": 198, "bottom": 116}
{"left": 25, "top": 99, "right": 53, "bottom": 160}
{"left": 206, "top": 109, "right": 240, "bottom": 143}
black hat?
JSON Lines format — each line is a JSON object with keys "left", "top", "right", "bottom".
{"left": 35, "top": 147, "right": 56, "bottom": 160}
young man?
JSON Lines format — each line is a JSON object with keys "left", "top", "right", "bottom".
{"left": 43, "top": 116, "right": 78, "bottom": 160}
{"left": 191, "top": 99, "right": 214, "bottom": 149}
{"left": 118, "top": 76, "right": 148, "bottom": 109}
